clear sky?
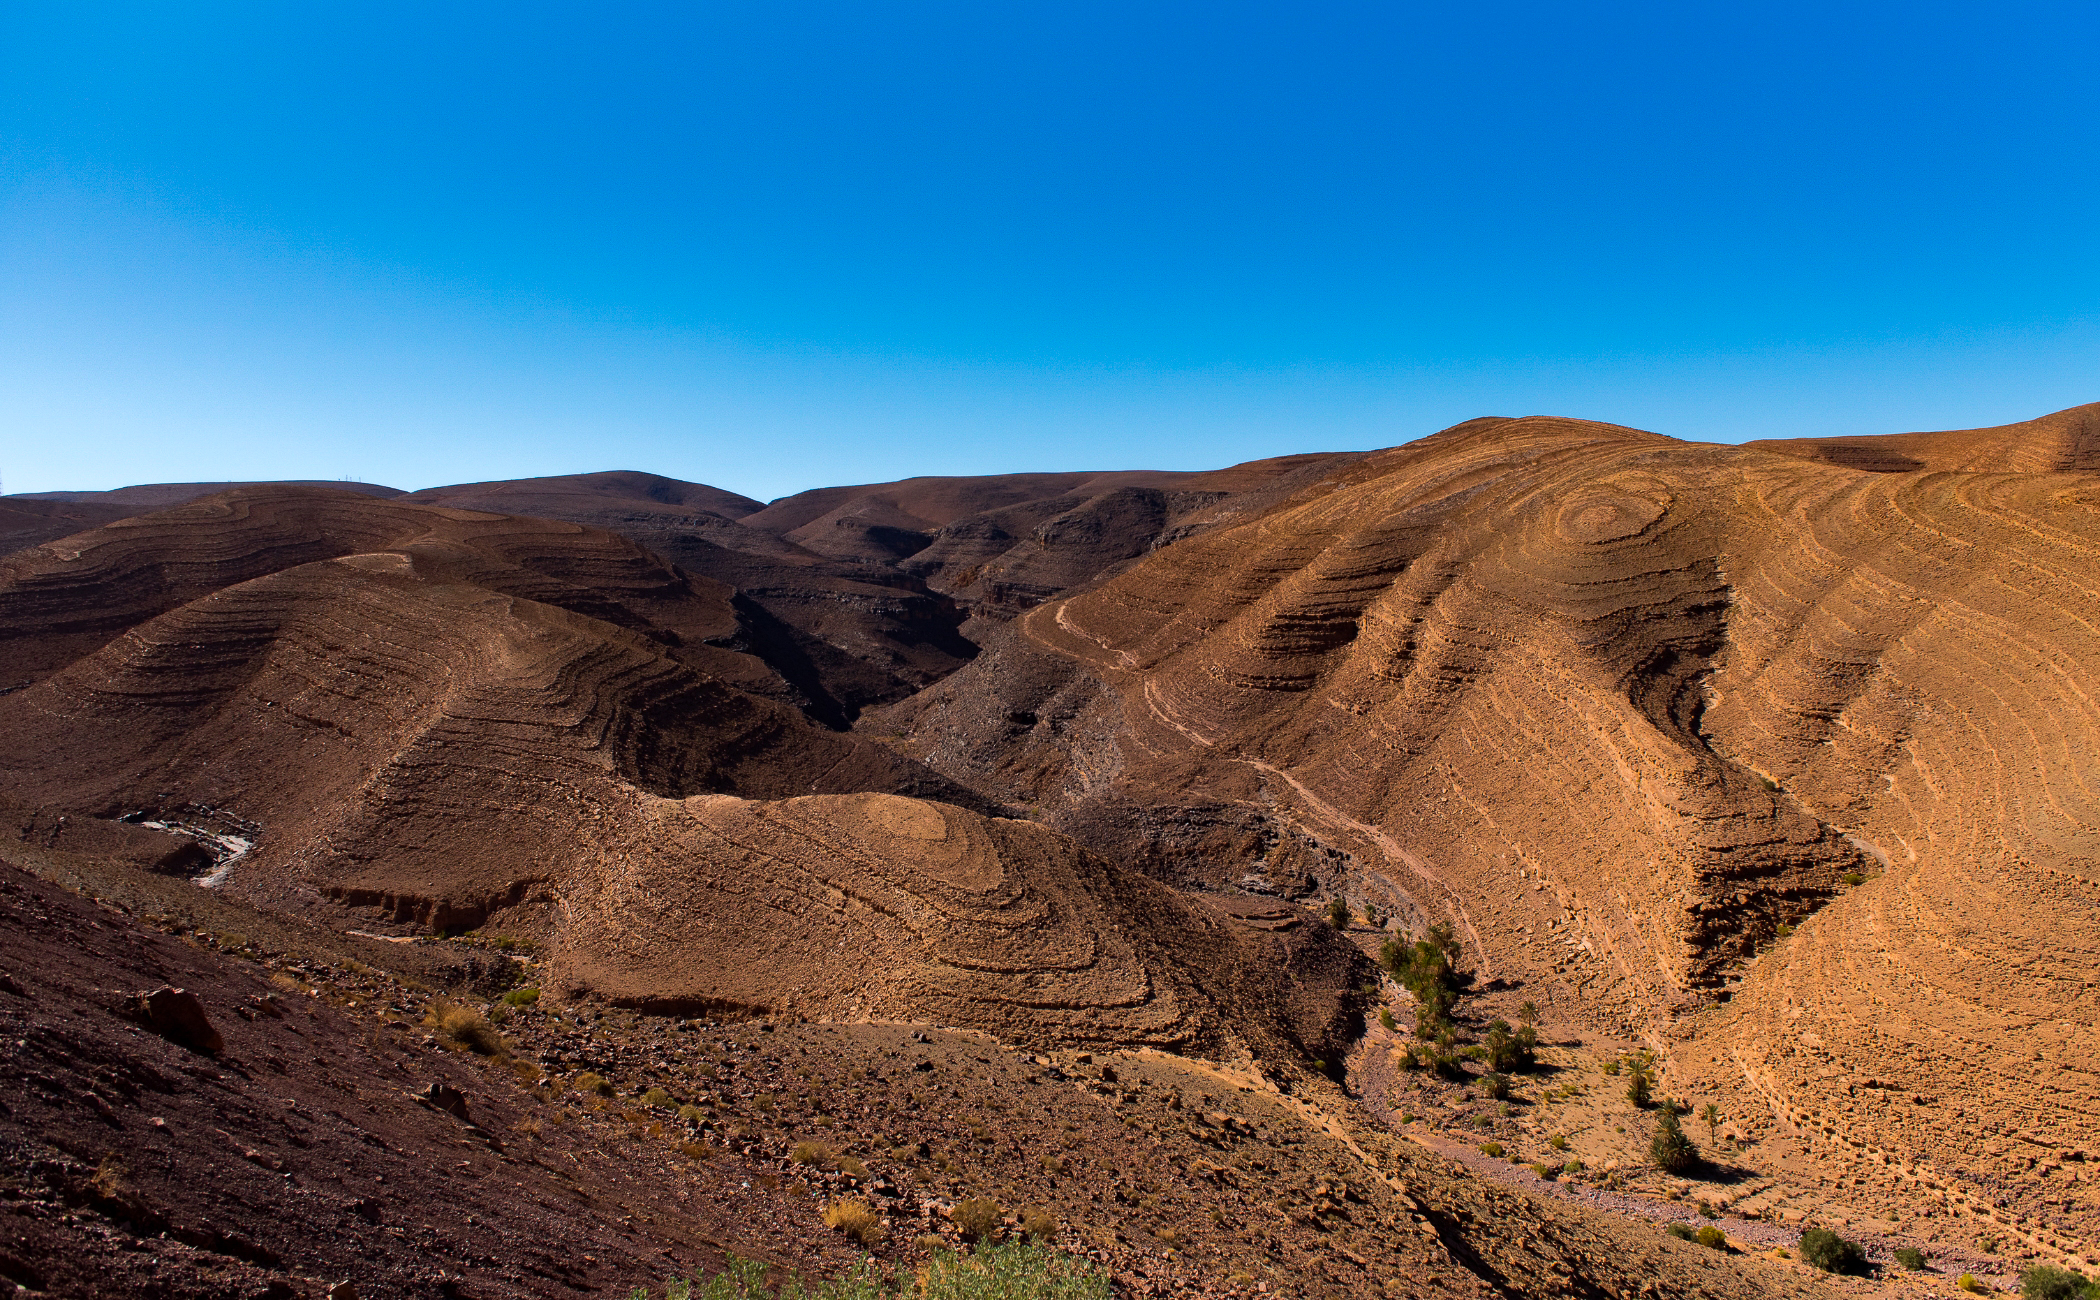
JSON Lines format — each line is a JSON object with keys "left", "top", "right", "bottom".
{"left": 4, "top": 2, "right": 2096, "bottom": 501}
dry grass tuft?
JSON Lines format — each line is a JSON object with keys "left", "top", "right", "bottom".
{"left": 426, "top": 999, "right": 503, "bottom": 1055}
{"left": 824, "top": 1198, "right": 884, "bottom": 1247}
{"left": 952, "top": 1196, "right": 1002, "bottom": 1243}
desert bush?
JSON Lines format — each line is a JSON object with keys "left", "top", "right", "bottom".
{"left": 2021, "top": 1266, "right": 2094, "bottom": 1300}
{"left": 1529, "top": 1162, "right": 1554, "bottom": 1178}
{"left": 1696, "top": 1226, "right": 1726, "bottom": 1250}
{"left": 837, "top": 1156, "right": 868, "bottom": 1180}
{"left": 1563, "top": 1159, "right": 1583, "bottom": 1174}
{"left": 427, "top": 1000, "right": 503, "bottom": 1055}
{"left": 1666, "top": 1223, "right": 1694, "bottom": 1241}
{"left": 1799, "top": 1227, "right": 1867, "bottom": 1275}
{"left": 1649, "top": 1108, "right": 1698, "bottom": 1174}
{"left": 502, "top": 987, "right": 540, "bottom": 1007}
{"left": 1479, "top": 1073, "right": 1511, "bottom": 1100}
{"left": 1479, "top": 1141, "right": 1504, "bottom": 1157}
{"left": 1378, "top": 1007, "right": 1396, "bottom": 1031}
{"left": 1841, "top": 872, "right": 1865, "bottom": 887}
{"left": 643, "top": 1087, "right": 676, "bottom": 1110}
{"left": 791, "top": 1140, "right": 836, "bottom": 1167}
{"left": 1775, "top": 922, "right": 1795, "bottom": 938}
{"left": 952, "top": 1196, "right": 1002, "bottom": 1243}
{"left": 678, "top": 1104, "right": 708, "bottom": 1124}
{"left": 1893, "top": 1247, "right": 1926, "bottom": 1271}
{"left": 1958, "top": 1274, "right": 1985, "bottom": 1293}
{"left": 824, "top": 1198, "right": 883, "bottom": 1248}
{"left": 576, "top": 1072, "right": 614, "bottom": 1097}
{"left": 1483, "top": 1019, "right": 1538, "bottom": 1072}
{"left": 1019, "top": 1206, "right": 1058, "bottom": 1242}
{"left": 1602, "top": 1059, "right": 1621, "bottom": 1076}
{"left": 1362, "top": 902, "right": 1383, "bottom": 928}
{"left": 1327, "top": 898, "right": 1352, "bottom": 929}
{"left": 1549, "top": 1133, "right": 1568, "bottom": 1151}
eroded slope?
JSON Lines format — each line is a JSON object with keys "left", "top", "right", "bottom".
{"left": 879, "top": 403, "right": 2100, "bottom": 1267}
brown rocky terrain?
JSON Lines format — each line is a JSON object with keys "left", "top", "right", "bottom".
{"left": 0, "top": 839, "right": 1842, "bottom": 1299}
{"left": 7, "top": 403, "right": 2098, "bottom": 1295}
{"left": 874, "top": 401, "right": 2100, "bottom": 1288}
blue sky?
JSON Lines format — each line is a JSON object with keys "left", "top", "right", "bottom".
{"left": 4, "top": 2, "right": 2096, "bottom": 500}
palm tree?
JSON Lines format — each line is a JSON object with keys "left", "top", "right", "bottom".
{"left": 1699, "top": 1102, "right": 1722, "bottom": 1146}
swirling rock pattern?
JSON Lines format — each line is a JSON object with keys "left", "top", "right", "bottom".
{"left": 883, "top": 403, "right": 2100, "bottom": 1257}
{"left": 547, "top": 791, "right": 1365, "bottom": 1061}
{"left": 0, "top": 486, "right": 1363, "bottom": 1065}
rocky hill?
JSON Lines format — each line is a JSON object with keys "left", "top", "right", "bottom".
{"left": 7, "top": 405, "right": 2098, "bottom": 1296}
{"left": 878, "top": 402, "right": 2100, "bottom": 1282}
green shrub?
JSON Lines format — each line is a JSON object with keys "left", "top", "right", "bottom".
{"left": 1799, "top": 1227, "right": 1867, "bottom": 1275}
{"left": 1549, "top": 1133, "right": 1568, "bottom": 1151}
{"left": 1327, "top": 898, "right": 1352, "bottom": 929}
{"left": 2020, "top": 1266, "right": 2094, "bottom": 1300}
{"left": 1563, "top": 1159, "right": 1583, "bottom": 1174}
{"left": 642, "top": 1087, "right": 676, "bottom": 1110}
{"left": 1696, "top": 1226, "right": 1726, "bottom": 1250}
{"left": 1958, "top": 1274, "right": 1985, "bottom": 1293}
{"left": 1602, "top": 1059, "right": 1621, "bottom": 1076}
{"left": 1649, "top": 1108, "right": 1698, "bottom": 1174}
{"left": 1483, "top": 1019, "right": 1539, "bottom": 1072}
{"left": 1479, "top": 1141, "right": 1504, "bottom": 1157}
{"left": 1666, "top": 1223, "right": 1694, "bottom": 1241}
{"left": 1841, "top": 872, "right": 1865, "bottom": 887}
{"left": 1529, "top": 1162, "right": 1554, "bottom": 1178}
{"left": 501, "top": 987, "right": 540, "bottom": 1007}
{"left": 1380, "top": 922, "right": 1465, "bottom": 1033}
{"left": 1378, "top": 1007, "right": 1396, "bottom": 1031}
{"left": 576, "top": 1071, "right": 614, "bottom": 1097}
{"left": 1776, "top": 922, "right": 1795, "bottom": 938}
{"left": 1479, "top": 1073, "right": 1511, "bottom": 1100}
{"left": 1893, "top": 1248, "right": 1925, "bottom": 1271}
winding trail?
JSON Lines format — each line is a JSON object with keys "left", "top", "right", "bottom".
{"left": 1035, "top": 597, "right": 1492, "bottom": 976}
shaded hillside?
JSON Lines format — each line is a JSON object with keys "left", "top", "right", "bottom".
{"left": 386, "top": 458, "right": 1366, "bottom": 727}
{"left": 0, "top": 487, "right": 984, "bottom": 936}
{"left": 878, "top": 402, "right": 2100, "bottom": 1271}
{"left": 397, "top": 471, "right": 982, "bottom": 727}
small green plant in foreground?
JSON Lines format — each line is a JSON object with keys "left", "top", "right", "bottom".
{"left": 1892, "top": 1247, "right": 1926, "bottom": 1271}
{"left": 634, "top": 1240, "right": 1111, "bottom": 1299}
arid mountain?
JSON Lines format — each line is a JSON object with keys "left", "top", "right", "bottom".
{"left": 13, "top": 479, "right": 406, "bottom": 509}
{"left": 7, "top": 406, "right": 2097, "bottom": 1296}
{"left": 879, "top": 401, "right": 2100, "bottom": 1279}
{"left": 395, "top": 471, "right": 982, "bottom": 728}
{"left": 0, "top": 487, "right": 982, "bottom": 928}
{"left": 384, "top": 457, "right": 1368, "bottom": 728}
